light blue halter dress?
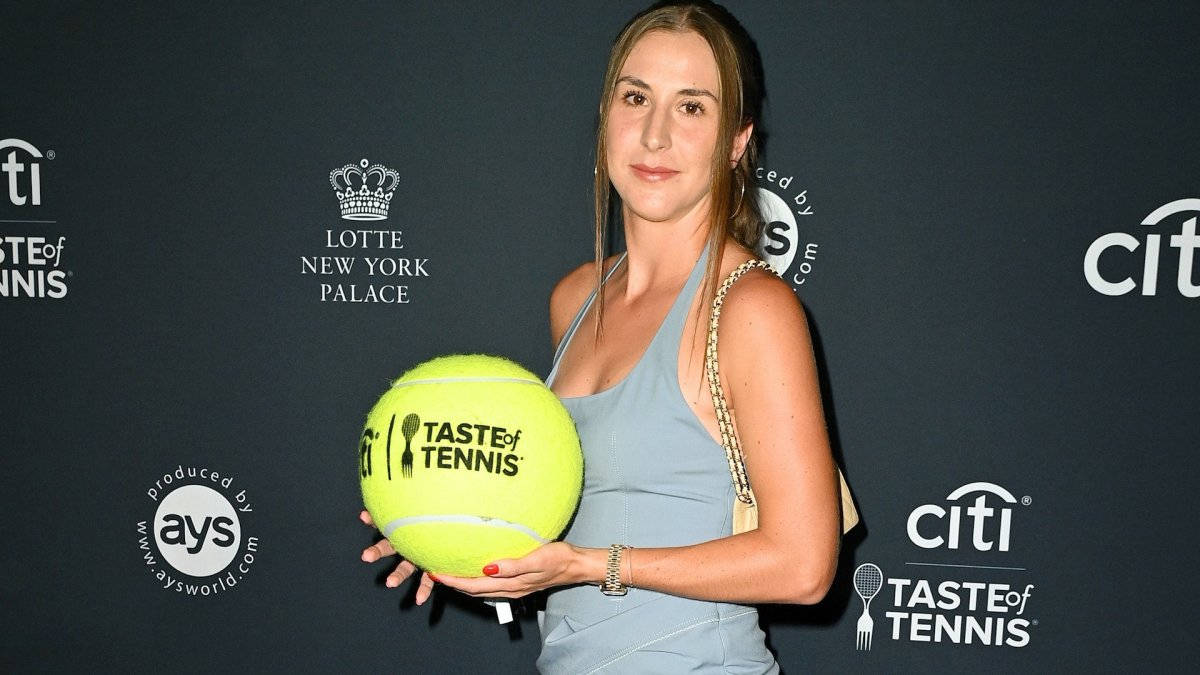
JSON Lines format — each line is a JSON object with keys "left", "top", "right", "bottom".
{"left": 537, "top": 247, "right": 780, "bottom": 674}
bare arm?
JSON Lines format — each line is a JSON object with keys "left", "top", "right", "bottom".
{"left": 548, "top": 261, "right": 595, "bottom": 352}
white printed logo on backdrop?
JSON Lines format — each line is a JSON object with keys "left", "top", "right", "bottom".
{"left": 1084, "top": 197, "right": 1200, "bottom": 297}
{"left": 754, "top": 166, "right": 819, "bottom": 287}
{"left": 854, "top": 481, "right": 1037, "bottom": 651}
{"left": 299, "top": 157, "right": 432, "bottom": 304}
{"left": 1, "top": 138, "right": 71, "bottom": 300}
{"left": 2, "top": 137, "right": 45, "bottom": 207}
{"left": 134, "top": 465, "right": 259, "bottom": 596}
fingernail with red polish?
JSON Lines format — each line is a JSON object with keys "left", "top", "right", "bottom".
{"left": 428, "top": 573, "right": 439, "bottom": 582}
{"left": 483, "top": 564, "right": 499, "bottom": 576}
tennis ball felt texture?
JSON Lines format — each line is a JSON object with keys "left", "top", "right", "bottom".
{"left": 359, "top": 354, "right": 583, "bottom": 577}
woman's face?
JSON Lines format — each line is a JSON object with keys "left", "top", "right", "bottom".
{"left": 605, "top": 29, "right": 723, "bottom": 225}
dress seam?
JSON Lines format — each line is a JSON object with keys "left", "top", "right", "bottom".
{"left": 582, "top": 609, "right": 757, "bottom": 674}
{"left": 718, "top": 605, "right": 732, "bottom": 673}
{"left": 613, "top": 430, "right": 626, "bottom": 615}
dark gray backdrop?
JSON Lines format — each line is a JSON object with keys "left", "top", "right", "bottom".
{"left": 2, "top": 1, "right": 1197, "bottom": 672}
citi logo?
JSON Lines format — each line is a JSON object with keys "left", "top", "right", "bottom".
{"left": 1, "top": 138, "right": 47, "bottom": 207}
{"left": 1084, "top": 198, "right": 1200, "bottom": 297}
{"left": 907, "top": 481, "right": 1027, "bottom": 552}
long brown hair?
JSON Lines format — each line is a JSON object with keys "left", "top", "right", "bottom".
{"left": 591, "top": 0, "right": 765, "bottom": 340}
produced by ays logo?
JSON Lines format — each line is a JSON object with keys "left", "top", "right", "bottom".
{"left": 134, "top": 465, "right": 259, "bottom": 596}
{"left": 361, "top": 413, "right": 525, "bottom": 480}
{"left": 753, "top": 166, "right": 819, "bottom": 287}
{"left": 854, "top": 481, "right": 1037, "bottom": 651}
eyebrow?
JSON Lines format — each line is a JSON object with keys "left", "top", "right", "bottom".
{"left": 617, "top": 75, "right": 718, "bottom": 101}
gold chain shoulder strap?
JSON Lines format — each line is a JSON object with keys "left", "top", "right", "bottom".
{"left": 705, "top": 258, "right": 774, "bottom": 506}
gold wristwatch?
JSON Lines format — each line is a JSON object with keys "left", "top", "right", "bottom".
{"left": 599, "top": 544, "right": 630, "bottom": 596}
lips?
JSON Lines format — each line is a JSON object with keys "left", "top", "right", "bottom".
{"left": 630, "top": 163, "right": 680, "bottom": 181}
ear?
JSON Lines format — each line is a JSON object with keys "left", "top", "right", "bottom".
{"left": 729, "top": 121, "right": 754, "bottom": 167}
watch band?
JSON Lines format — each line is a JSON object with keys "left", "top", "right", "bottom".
{"left": 600, "top": 544, "right": 630, "bottom": 596}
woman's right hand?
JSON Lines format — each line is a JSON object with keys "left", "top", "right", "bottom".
{"left": 359, "top": 509, "right": 437, "bottom": 605}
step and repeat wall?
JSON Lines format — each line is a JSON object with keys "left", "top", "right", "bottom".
{"left": 3, "top": 2, "right": 1197, "bottom": 672}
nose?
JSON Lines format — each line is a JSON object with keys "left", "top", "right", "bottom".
{"left": 640, "top": 102, "right": 671, "bottom": 152}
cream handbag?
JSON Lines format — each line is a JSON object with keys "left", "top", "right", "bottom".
{"left": 705, "top": 259, "right": 861, "bottom": 535}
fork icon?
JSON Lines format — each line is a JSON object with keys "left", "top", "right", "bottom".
{"left": 399, "top": 413, "right": 420, "bottom": 478}
{"left": 853, "top": 563, "right": 883, "bottom": 651}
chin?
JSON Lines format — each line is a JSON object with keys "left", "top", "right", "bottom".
{"left": 615, "top": 189, "right": 688, "bottom": 224}
{"left": 613, "top": 176, "right": 709, "bottom": 225}
{"left": 622, "top": 200, "right": 681, "bottom": 224}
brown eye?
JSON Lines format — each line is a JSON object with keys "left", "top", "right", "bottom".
{"left": 681, "top": 101, "right": 704, "bottom": 116}
{"left": 622, "top": 90, "right": 647, "bottom": 106}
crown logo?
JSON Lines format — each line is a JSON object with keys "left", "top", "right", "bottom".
{"left": 329, "top": 158, "right": 399, "bottom": 221}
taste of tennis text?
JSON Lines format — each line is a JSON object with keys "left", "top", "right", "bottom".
{"left": 360, "top": 418, "right": 526, "bottom": 478}
{"left": 885, "top": 578, "right": 1035, "bottom": 647}
{"left": 419, "top": 420, "right": 523, "bottom": 476}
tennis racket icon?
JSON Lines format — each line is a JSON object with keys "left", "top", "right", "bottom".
{"left": 853, "top": 563, "right": 883, "bottom": 651}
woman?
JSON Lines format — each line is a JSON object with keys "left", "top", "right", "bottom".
{"left": 360, "top": 1, "right": 841, "bottom": 671}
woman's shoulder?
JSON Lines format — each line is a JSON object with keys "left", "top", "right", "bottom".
{"left": 715, "top": 241, "right": 798, "bottom": 296}
{"left": 549, "top": 254, "right": 623, "bottom": 346}
{"left": 715, "top": 243, "right": 810, "bottom": 352}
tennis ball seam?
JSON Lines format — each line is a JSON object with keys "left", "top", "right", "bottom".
{"left": 381, "top": 514, "right": 551, "bottom": 544}
{"left": 393, "top": 376, "right": 544, "bottom": 388}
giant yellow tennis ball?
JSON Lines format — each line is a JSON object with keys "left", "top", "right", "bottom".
{"left": 359, "top": 354, "right": 583, "bottom": 577}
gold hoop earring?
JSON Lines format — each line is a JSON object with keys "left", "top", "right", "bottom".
{"left": 729, "top": 167, "right": 746, "bottom": 220}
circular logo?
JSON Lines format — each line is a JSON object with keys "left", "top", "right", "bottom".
{"left": 754, "top": 187, "right": 798, "bottom": 276}
{"left": 153, "top": 484, "right": 241, "bottom": 577}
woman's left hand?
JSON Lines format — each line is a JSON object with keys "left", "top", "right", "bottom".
{"left": 431, "top": 541, "right": 588, "bottom": 599}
